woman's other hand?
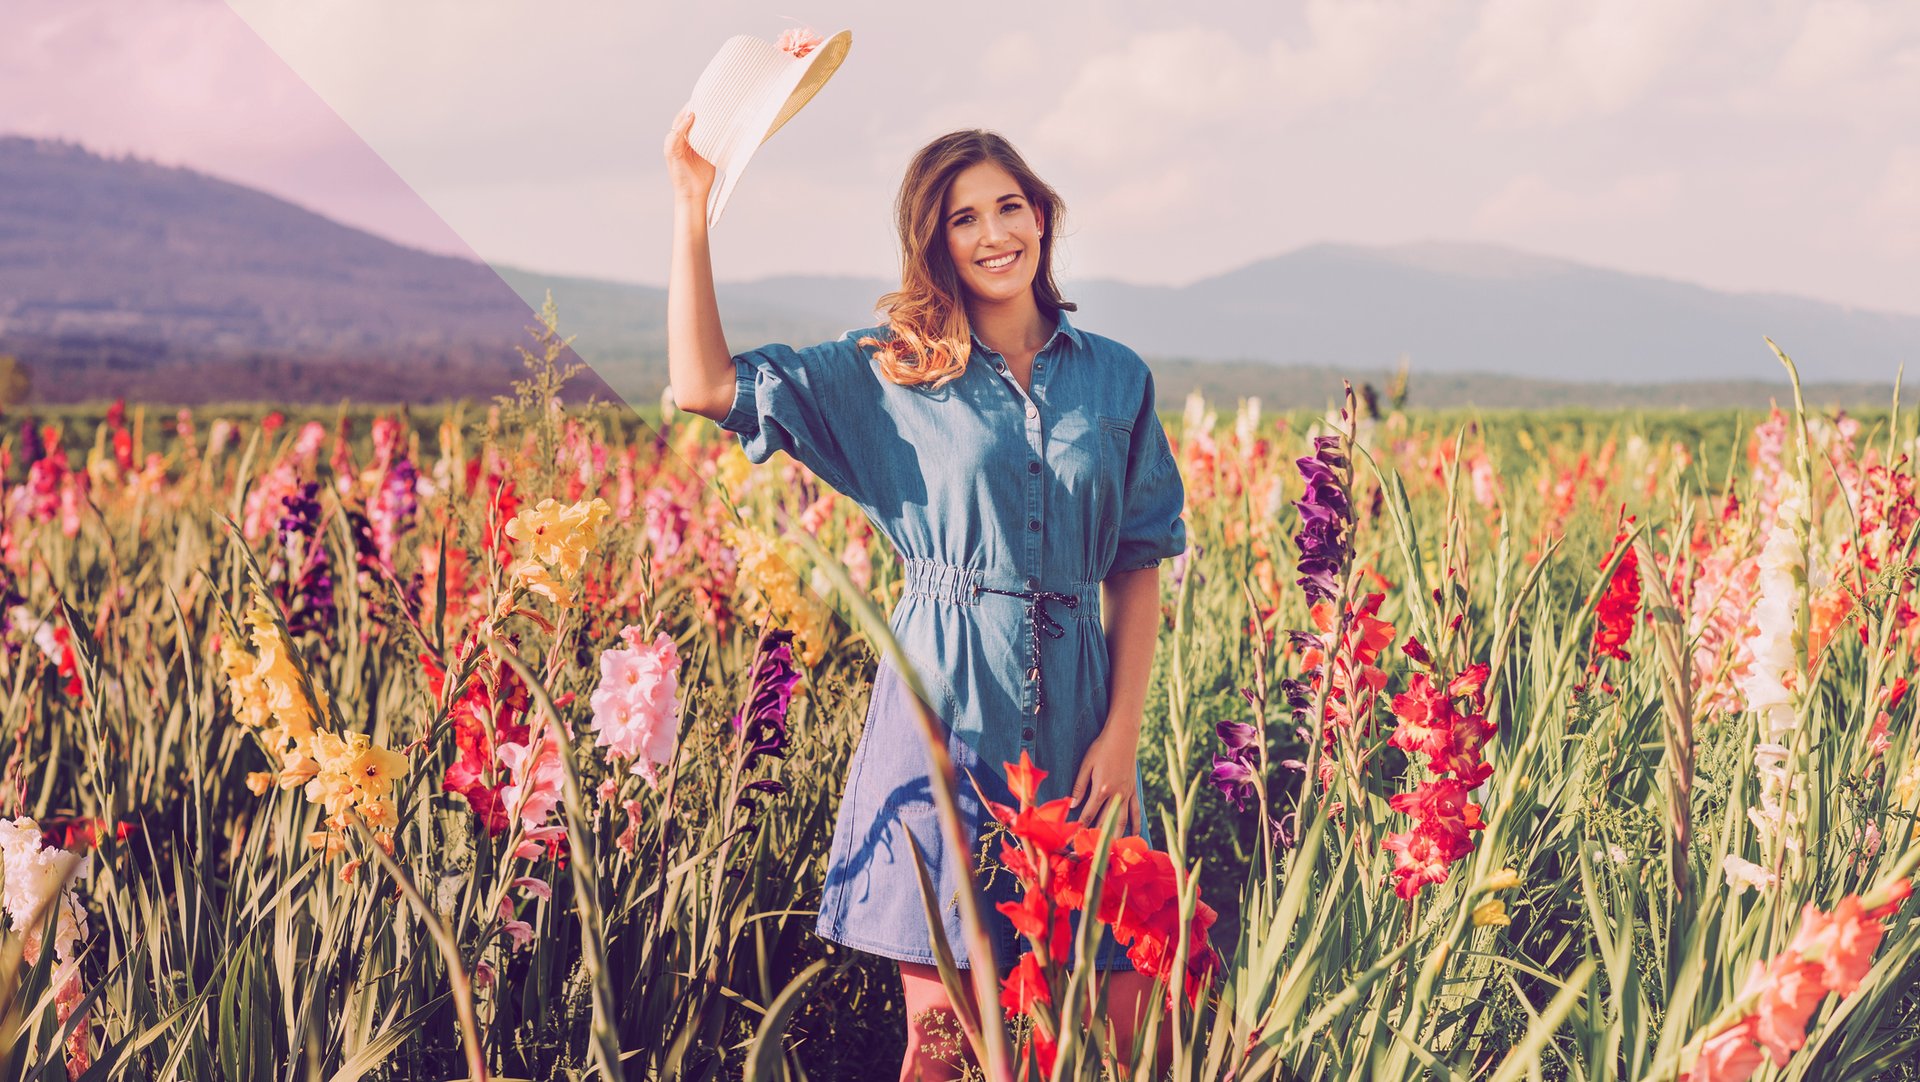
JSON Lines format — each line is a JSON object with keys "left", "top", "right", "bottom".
{"left": 1070, "top": 723, "right": 1141, "bottom": 836}
{"left": 664, "top": 106, "right": 717, "bottom": 212}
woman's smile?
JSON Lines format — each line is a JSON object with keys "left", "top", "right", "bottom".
{"left": 944, "top": 159, "right": 1044, "bottom": 303}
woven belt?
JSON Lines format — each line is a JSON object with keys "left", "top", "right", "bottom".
{"left": 974, "top": 584, "right": 1076, "bottom": 715}
{"left": 900, "top": 557, "right": 1099, "bottom": 717}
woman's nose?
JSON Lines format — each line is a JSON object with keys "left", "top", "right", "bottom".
{"left": 982, "top": 214, "right": 1009, "bottom": 243}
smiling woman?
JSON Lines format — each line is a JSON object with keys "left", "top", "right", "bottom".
{"left": 664, "top": 125, "right": 1188, "bottom": 1080}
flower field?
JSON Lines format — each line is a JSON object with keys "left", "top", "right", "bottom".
{"left": 2, "top": 337, "right": 1918, "bottom": 1081}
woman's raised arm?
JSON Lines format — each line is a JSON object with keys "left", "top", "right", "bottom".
{"left": 663, "top": 108, "right": 737, "bottom": 421}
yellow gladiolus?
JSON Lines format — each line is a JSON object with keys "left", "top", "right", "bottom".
{"left": 1483, "top": 867, "right": 1522, "bottom": 892}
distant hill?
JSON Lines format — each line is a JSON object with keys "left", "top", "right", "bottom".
{"left": 1, "top": 134, "right": 1910, "bottom": 408}
{"left": 0, "top": 136, "right": 614, "bottom": 404}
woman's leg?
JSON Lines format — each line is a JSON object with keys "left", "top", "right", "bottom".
{"left": 898, "top": 961, "right": 981, "bottom": 1082}
{"left": 899, "top": 961, "right": 1174, "bottom": 1078}
{"left": 1095, "top": 970, "right": 1175, "bottom": 1072}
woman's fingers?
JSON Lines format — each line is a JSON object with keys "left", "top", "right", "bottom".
{"left": 1077, "top": 781, "right": 1119, "bottom": 826}
{"left": 663, "top": 108, "right": 695, "bottom": 156}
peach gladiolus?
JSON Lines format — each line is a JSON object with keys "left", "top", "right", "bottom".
{"left": 1790, "top": 892, "right": 1897, "bottom": 995}
{"left": 1744, "top": 953, "right": 1827, "bottom": 1065}
{"left": 1690, "top": 1018, "right": 1766, "bottom": 1082}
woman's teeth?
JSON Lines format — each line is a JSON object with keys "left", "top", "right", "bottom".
{"left": 979, "top": 251, "right": 1018, "bottom": 270}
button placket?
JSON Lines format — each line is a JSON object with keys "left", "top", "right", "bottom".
{"left": 1024, "top": 340, "right": 1057, "bottom": 718}
{"left": 980, "top": 329, "right": 1070, "bottom": 721}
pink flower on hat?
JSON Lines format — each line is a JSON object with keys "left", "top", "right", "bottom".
{"left": 776, "top": 27, "right": 823, "bottom": 58}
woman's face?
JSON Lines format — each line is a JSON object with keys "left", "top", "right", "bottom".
{"left": 941, "top": 160, "right": 1044, "bottom": 308}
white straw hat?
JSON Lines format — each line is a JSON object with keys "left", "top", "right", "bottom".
{"left": 686, "top": 27, "right": 853, "bottom": 229}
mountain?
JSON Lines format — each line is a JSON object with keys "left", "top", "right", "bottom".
{"left": 0, "top": 136, "right": 614, "bottom": 404}
{"left": 1, "top": 134, "right": 1911, "bottom": 407}
{"left": 1083, "top": 243, "right": 1915, "bottom": 384}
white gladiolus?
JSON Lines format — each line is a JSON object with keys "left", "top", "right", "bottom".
{"left": 1234, "top": 396, "right": 1262, "bottom": 449}
{"left": 1737, "top": 477, "right": 1808, "bottom": 741}
{"left": 0, "top": 817, "right": 90, "bottom": 967}
{"left": 1722, "top": 854, "right": 1779, "bottom": 895}
{"left": 1736, "top": 475, "right": 1810, "bottom": 858}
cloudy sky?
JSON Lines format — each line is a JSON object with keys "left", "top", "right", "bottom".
{"left": 8, "top": 0, "right": 1919, "bottom": 314}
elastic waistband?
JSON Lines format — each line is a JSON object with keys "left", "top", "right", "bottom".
{"left": 901, "top": 557, "right": 1101, "bottom": 621}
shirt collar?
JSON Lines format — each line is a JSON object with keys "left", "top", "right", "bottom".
{"left": 968, "top": 309, "right": 1085, "bottom": 356}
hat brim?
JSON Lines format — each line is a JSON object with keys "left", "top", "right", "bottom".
{"left": 689, "top": 30, "right": 853, "bottom": 229}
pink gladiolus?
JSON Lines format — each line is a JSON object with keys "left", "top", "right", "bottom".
{"left": 512, "top": 876, "right": 553, "bottom": 901}
{"left": 587, "top": 627, "right": 683, "bottom": 787}
{"left": 616, "top": 799, "right": 645, "bottom": 854}
{"left": 499, "top": 735, "right": 565, "bottom": 830}
{"left": 514, "top": 824, "right": 568, "bottom": 861}
{"left": 501, "top": 919, "right": 534, "bottom": 951}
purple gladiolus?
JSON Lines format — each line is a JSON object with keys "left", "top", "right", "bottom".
{"left": 1292, "top": 430, "right": 1354, "bottom": 606}
{"left": 732, "top": 628, "right": 802, "bottom": 772}
{"left": 276, "top": 482, "right": 335, "bottom": 637}
{"left": 1210, "top": 716, "right": 1263, "bottom": 811}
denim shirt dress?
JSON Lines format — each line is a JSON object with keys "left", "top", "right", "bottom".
{"left": 716, "top": 309, "right": 1188, "bottom": 971}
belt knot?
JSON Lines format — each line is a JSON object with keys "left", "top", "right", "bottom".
{"left": 974, "top": 584, "right": 1078, "bottom": 715}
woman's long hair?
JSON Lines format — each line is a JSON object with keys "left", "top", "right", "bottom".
{"left": 859, "top": 130, "right": 1075, "bottom": 389}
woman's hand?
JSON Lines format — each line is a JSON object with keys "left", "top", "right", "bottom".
{"left": 663, "top": 106, "right": 717, "bottom": 212}
{"left": 1070, "top": 721, "right": 1141, "bottom": 836}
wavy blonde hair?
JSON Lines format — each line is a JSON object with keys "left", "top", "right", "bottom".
{"left": 858, "top": 130, "right": 1074, "bottom": 389}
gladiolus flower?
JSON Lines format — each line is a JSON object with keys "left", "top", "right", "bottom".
{"left": 1687, "top": 1017, "right": 1766, "bottom": 1082}
{"left": 501, "top": 919, "right": 534, "bottom": 951}
{"left": 732, "top": 628, "right": 802, "bottom": 773}
{"left": 499, "top": 735, "right": 566, "bottom": 831}
{"left": 588, "top": 626, "right": 683, "bottom": 787}
{"left": 1590, "top": 515, "right": 1641, "bottom": 665}
{"left": 1001, "top": 949, "right": 1053, "bottom": 1015}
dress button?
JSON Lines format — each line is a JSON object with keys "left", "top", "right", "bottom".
{"left": 1021, "top": 726, "right": 1035, "bottom": 742}
{"left": 1025, "top": 576, "right": 1039, "bottom": 590}
{"left": 1028, "top": 461, "right": 1040, "bottom": 474}
{"left": 1028, "top": 519, "right": 1040, "bottom": 532}
{"left": 1026, "top": 404, "right": 1038, "bottom": 419}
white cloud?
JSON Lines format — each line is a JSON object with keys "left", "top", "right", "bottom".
{"left": 1463, "top": 0, "right": 1726, "bottom": 124}
{"left": 1032, "top": 27, "right": 1263, "bottom": 163}
{"left": 1765, "top": 1, "right": 1920, "bottom": 134}
{"left": 7, "top": 0, "right": 1920, "bottom": 312}
{"left": 1032, "top": 1, "right": 1444, "bottom": 164}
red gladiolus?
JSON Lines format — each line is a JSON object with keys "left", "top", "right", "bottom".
{"left": 1386, "top": 674, "right": 1454, "bottom": 759}
{"left": 1591, "top": 515, "right": 1640, "bottom": 665}
{"left": 1007, "top": 753, "right": 1043, "bottom": 806}
{"left": 1002, "top": 953, "right": 1052, "bottom": 1013}
{"left": 1382, "top": 655, "right": 1497, "bottom": 900}
{"left": 428, "top": 643, "right": 531, "bottom": 836}
{"left": 981, "top": 748, "right": 1223, "bottom": 1056}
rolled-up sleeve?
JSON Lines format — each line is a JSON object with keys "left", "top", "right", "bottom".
{"left": 716, "top": 336, "right": 868, "bottom": 501}
{"left": 1110, "top": 369, "right": 1188, "bottom": 574}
